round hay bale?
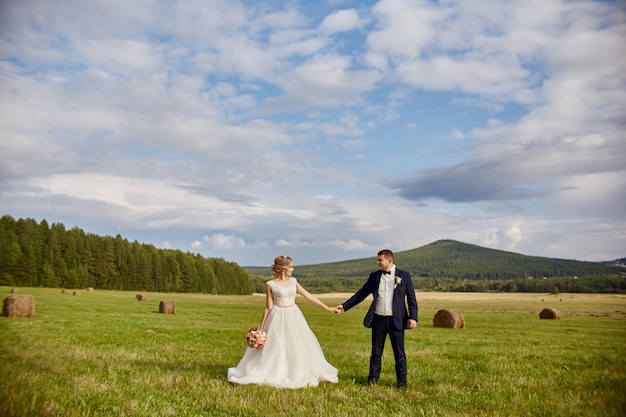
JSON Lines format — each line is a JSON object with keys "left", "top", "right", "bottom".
{"left": 61, "top": 289, "right": 67, "bottom": 294}
{"left": 136, "top": 294, "right": 147, "bottom": 301}
{"left": 433, "top": 309, "right": 465, "bottom": 329}
{"left": 10, "top": 288, "right": 17, "bottom": 294}
{"left": 159, "top": 301, "right": 176, "bottom": 314}
{"left": 539, "top": 308, "right": 560, "bottom": 320}
{"left": 2, "top": 294, "right": 35, "bottom": 318}
{"left": 73, "top": 291, "right": 80, "bottom": 296}
{"left": 87, "top": 287, "right": 94, "bottom": 292}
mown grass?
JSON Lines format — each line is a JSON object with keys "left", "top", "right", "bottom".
{"left": 1, "top": 287, "right": 624, "bottom": 417}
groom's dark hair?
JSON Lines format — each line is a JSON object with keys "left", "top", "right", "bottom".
{"left": 378, "top": 249, "right": 394, "bottom": 260}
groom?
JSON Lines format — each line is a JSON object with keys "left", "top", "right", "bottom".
{"left": 336, "top": 249, "right": 418, "bottom": 387}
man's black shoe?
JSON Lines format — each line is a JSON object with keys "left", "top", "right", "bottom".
{"left": 367, "top": 378, "right": 378, "bottom": 385}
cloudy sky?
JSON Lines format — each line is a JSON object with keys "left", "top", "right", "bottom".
{"left": 1, "top": 0, "right": 625, "bottom": 267}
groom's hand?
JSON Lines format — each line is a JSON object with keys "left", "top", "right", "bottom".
{"left": 407, "top": 319, "right": 417, "bottom": 329}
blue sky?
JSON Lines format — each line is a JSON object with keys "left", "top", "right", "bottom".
{"left": 1, "top": 0, "right": 625, "bottom": 266}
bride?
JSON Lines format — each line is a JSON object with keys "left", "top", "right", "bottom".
{"left": 227, "top": 255, "right": 339, "bottom": 388}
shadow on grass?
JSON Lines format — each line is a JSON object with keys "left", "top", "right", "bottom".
{"left": 341, "top": 373, "right": 369, "bottom": 386}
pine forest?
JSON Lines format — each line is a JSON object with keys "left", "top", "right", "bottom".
{"left": 0, "top": 215, "right": 253, "bottom": 294}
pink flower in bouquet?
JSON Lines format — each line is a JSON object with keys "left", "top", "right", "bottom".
{"left": 246, "top": 327, "right": 266, "bottom": 349}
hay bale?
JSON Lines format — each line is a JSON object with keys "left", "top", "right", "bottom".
{"left": 2, "top": 295, "right": 35, "bottom": 318}
{"left": 87, "top": 287, "right": 94, "bottom": 292}
{"left": 61, "top": 289, "right": 67, "bottom": 294}
{"left": 136, "top": 294, "right": 147, "bottom": 301}
{"left": 73, "top": 291, "right": 80, "bottom": 296}
{"left": 10, "top": 288, "right": 17, "bottom": 294}
{"left": 159, "top": 301, "right": 176, "bottom": 314}
{"left": 433, "top": 309, "right": 465, "bottom": 329}
{"left": 539, "top": 308, "right": 560, "bottom": 320}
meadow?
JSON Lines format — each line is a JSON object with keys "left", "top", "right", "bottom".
{"left": 1, "top": 287, "right": 625, "bottom": 417}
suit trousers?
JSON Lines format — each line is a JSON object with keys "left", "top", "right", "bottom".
{"left": 369, "top": 314, "right": 407, "bottom": 384}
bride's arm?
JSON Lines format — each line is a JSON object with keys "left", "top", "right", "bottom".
{"left": 259, "top": 284, "right": 274, "bottom": 332}
{"left": 296, "top": 282, "right": 332, "bottom": 312}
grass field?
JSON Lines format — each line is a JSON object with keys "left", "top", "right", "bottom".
{"left": 1, "top": 287, "right": 625, "bottom": 417}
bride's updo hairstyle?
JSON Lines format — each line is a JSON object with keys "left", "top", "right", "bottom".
{"left": 270, "top": 255, "right": 293, "bottom": 277}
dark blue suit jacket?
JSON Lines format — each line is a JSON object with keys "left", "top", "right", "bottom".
{"left": 342, "top": 269, "right": 418, "bottom": 330}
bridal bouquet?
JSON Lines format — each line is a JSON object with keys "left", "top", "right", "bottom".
{"left": 246, "top": 327, "right": 266, "bottom": 349}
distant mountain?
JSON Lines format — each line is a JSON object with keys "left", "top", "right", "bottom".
{"left": 608, "top": 258, "right": 626, "bottom": 268}
{"left": 247, "top": 240, "right": 623, "bottom": 281}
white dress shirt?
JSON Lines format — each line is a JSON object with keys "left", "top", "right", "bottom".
{"left": 374, "top": 264, "right": 396, "bottom": 316}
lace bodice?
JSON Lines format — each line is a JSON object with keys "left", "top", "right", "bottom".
{"left": 267, "top": 278, "right": 297, "bottom": 307}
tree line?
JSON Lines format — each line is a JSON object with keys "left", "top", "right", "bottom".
{"left": 248, "top": 239, "right": 625, "bottom": 294}
{"left": 249, "top": 274, "right": 625, "bottom": 294}
{"left": 3, "top": 215, "right": 623, "bottom": 295}
{"left": 0, "top": 215, "right": 253, "bottom": 294}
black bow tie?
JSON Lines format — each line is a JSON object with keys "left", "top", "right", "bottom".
{"left": 382, "top": 271, "right": 391, "bottom": 275}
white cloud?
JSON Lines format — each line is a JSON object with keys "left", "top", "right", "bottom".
{"left": 275, "top": 239, "right": 310, "bottom": 248}
{"left": 368, "top": 0, "right": 444, "bottom": 60}
{"left": 319, "top": 9, "right": 363, "bottom": 35}
{"left": 550, "top": 172, "right": 626, "bottom": 219}
{"left": 277, "top": 54, "right": 380, "bottom": 107}
{"left": 203, "top": 234, "right": 247, "bottom": 249}
{"left": 504, "top": 221, "right": 523, "bottom": 251}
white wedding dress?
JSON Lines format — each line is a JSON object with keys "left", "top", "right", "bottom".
{"left": 227, "top": 278, "right": 338, "bottom": 389}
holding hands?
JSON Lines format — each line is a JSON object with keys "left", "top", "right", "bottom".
{"left": 322, "top": 305, "right": 344, "bottom": 314}
{"left": 331, "top": 305, "right": 344, "bottom": 314}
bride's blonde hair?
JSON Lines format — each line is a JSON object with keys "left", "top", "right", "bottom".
{"left": 270, "top": 255, "right": 292, "bottom": 277}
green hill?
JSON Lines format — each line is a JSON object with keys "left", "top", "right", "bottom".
{"left": 247, "top": 240, "right": 625, "bottom": 294}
